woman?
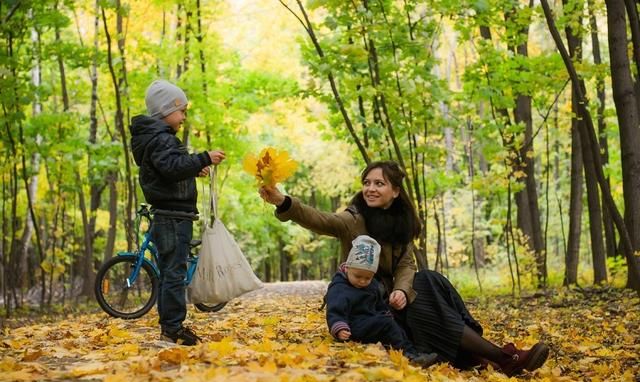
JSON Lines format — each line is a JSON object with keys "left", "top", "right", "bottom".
{"left": 259, "top": 160, "right": 549, "bottom": 376}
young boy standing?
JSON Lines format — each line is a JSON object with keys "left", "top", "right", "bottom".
{"left": 130, "top": 79, "right": 225, "bottom": 345}
{"left": 326, "top": 235, "right": 439, "bottom": 368}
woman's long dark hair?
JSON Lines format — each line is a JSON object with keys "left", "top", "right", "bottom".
{"left": 350, "top": 161, "right": 421, "bottom": 245}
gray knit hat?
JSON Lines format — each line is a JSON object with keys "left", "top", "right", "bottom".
{"left": 145, "top": 80, "right": 188, "bottom": 119}
{"left": 346, "top": 235, "right": 381, "bottom": 273}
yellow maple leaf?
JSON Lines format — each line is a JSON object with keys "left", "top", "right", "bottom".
{"left": 0, "top": 357, "right": 18, "bottom": 372}
{"left": 306, "top": 342, "right": 329, "bottom": 358}
{"left": 21, "top": 350, "right": 43, "bottom": 362}
{"left": 388, "top": 348, "right": 409, "bottom": 370}
{"left": 242, "top": 147, "right": 298, "bottom": 187}
{"left": 68, "top": 361, "right": 107, "bottom": 377}
{"left": 202, "top": 337, "right": 236, "bottom": 358}
{"left": 158, "top": 347, "right": 189, "bottom": 365}
{"left": 103, "top": 373, "right": 133, "bottom": 382}
{"left": 247, "top": 359, "right": 278, "bottom": 373}
{"left": 110, "top": 343, "right": 139, "bottom": 360}
{"left": 363, "top": 366, "right": 404, "bottom": 381}
{"left": 1, "top": 370, "right": 38, "bottom": 382}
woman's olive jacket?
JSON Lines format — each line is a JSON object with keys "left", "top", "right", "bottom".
{"left": 275, "top": 197, "right": 417, "bottom": 303}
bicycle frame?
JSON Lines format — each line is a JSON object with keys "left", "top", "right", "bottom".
{"left": 116, "top": 231, "right": 160, "bottom": 287}
{"left": 117, "top": 205, "right": 199, "bottom": 287}
{"left": 95, "top": 203, "right": 225, "bottom": 319}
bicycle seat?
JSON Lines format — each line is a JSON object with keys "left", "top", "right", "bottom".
{"left": 189, "top": 239, "right": 202, "bottom": 248}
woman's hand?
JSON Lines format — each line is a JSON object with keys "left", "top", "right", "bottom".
{"left": 259, "top": 185, "right": 286, "bottom": 206}
{"left": 389, "top": 290, "right": 407, "bottom": 310}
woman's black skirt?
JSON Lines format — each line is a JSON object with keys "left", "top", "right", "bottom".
{"left": 404, "top": 270, "right": 483, "bottom": 367}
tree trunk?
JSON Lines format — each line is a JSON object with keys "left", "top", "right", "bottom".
{"left": 588, "top": 0, "right": 617, "bottom": 259}
{"left": 565, "top": 1, "right": 607, "bottom": 285}
{"left": 512, "top": 30, "right": 546, "bottom": 286}
{"left": 506, "top": 179, "right": 522, "bottom": 295}
{"left": 565, "top": 108, "right": 583, "bottom": 286}
{"left": 114, "top": 0, "right": 134, "bottom": 251}
{"left": 540, "top": 0, "right": 640, "bottom": 295}
{"left": 181, "top": 1, "right": 194, "bottom": 145}
{"left": 278, "top": 237, "right": 289, "bottom": 282}
{"left": 189, "top": 0, "right": 209, "bottom": 147}
{"left": 263, "top": 258, "right": 272, "bottom": 283}
{"left": 434, "top": 200, "right": 444, "bottom": 274}
{"left": 105, "top": 173, "right": 118, "bottom": 263}
{"left": 18, "top": 13, "right": 42, "bottom": 301}
{"left": 176, "top": 3, "right": 184, "bottom": 79}
{"left": 89, "top": 0, "right": 104, "bottom": 262}
{"left": 467, "top": 124, "right": 485, "bottom": 271}
{"left": 624, "top": 0, "right": 640, "bottom": 114}
{"left": 605, "top": 0, "right": 640, "bottom": 290}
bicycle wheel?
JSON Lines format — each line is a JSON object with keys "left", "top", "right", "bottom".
{"left": 194, "top": 302, "right": 227, "bottom": 312}
{"left": 94, "top": 255, "right": 159, "bottom": 319}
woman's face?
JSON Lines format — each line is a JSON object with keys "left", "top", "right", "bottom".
{"left": 362, "top": 167, "right": 399, "bottom": 209}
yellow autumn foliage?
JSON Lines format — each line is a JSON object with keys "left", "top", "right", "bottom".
{"left": 243, "top": 147, "right": 298, "bottom": 188}
{"left": 0, "top": 283, "right": 638, "bottom": 382}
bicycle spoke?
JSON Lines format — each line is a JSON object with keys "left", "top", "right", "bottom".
{"left": 116, "top": 288, "right": 130, "bottom": 310}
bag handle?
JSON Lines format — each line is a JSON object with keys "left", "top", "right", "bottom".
{"left": 210, "top": 165, "right": 218, "bottom": 221}
{"left": 202, "top": 165, "right": 218, "bottom": 228}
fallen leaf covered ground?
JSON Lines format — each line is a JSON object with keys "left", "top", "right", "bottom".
{"left": 1, "top": 281, "right": 638, "bottom": 381}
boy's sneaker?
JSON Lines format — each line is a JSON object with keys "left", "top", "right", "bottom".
{"left": 406, "top": 351, "right": 440, "bottom": 368}
{"left": 161, "top": 326, "right": 202, "bottom": 346}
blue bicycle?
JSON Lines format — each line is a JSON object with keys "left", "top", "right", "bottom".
{"left": 94, "top": 204, "right": 226, "bottom": 319}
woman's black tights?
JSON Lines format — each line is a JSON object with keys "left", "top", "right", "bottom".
{"left": 459, "top": 325, "right": 511, "bottom": 364}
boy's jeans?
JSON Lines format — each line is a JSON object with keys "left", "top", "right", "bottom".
{"left": 151, "top": 215, "right": 193, "bottom": 333}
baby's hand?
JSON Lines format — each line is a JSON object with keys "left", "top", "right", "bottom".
{"left": 337, "top": 329, "right": 351, "bottom": 340}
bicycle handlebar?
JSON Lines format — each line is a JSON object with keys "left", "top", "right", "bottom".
{"left": 137, "top": 204, "right": 151, "bottom": 219}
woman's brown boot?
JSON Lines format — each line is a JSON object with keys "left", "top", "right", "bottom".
{"left": 498, "top": 342, "right": 549, "bottom": 376}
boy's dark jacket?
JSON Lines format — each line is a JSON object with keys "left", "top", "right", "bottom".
{"left": 325, "top": 268, "right": 392, "bottom": 339}
{"left": 130, "top": 115, "right": 212, "bottom": 213}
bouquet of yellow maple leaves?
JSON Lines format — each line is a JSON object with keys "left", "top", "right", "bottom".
{"left": 242, "top": 147, "right": 298, "bottom": 187}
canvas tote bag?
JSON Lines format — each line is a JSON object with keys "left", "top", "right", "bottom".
{"left": 187, "top": 167, "right": 263, "bottom": 304}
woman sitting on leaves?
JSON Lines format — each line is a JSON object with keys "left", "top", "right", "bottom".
{"left": 259, "top": 160, "right": 549, "bottom": 376}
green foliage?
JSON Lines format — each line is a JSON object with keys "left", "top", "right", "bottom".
{"left": 1, "top": 0, "right": 635, "bottom": 311}
{"left": 607, "top": 256, "right": 630, "bottom": 287}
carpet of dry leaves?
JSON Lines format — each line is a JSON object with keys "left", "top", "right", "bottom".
{"left": 1, "top": 281, "right": 639, "bottom": 382}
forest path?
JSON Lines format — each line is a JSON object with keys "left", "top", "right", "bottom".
{"left": 0, "top": 283, "right": 638, "bottom": 381}
{"left": 241, "top": 280, "right": 328, "bottom": 298}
